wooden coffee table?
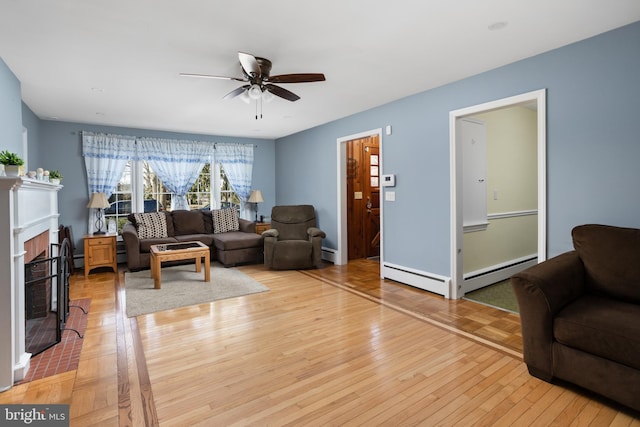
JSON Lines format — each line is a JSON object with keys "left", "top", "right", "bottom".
{"left": 149, "top": 241, "right": 210, "bottom": 289}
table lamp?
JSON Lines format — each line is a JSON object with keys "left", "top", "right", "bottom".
{"left": 87, "top": 192, "right": 110, "bottom": 235}
{"left": 247, "top": 190, "right": 264, "bottom": 222}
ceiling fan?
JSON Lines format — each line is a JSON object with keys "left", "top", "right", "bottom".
{"left": 180, "top": 52, "right": 325, "bottom": 103}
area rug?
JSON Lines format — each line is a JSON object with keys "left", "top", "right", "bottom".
{"left": 463, "top": 280, "right": 519, "bottom": 313}
{"left": 16, "top": 298, "right": 91, "bottom": 384}
{"left": 124, "top": 264, "right": 269, "bottom": 317}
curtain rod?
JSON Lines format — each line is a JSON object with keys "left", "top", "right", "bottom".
{"left": 214, "top": 143, "right": 258, "bottom": 148}
{"left": 82, "top": 131, "right": 257, "bottom": 147}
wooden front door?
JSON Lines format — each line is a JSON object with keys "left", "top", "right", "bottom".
{"left": 347, "top": 135, "right": 380, "bottom": 260}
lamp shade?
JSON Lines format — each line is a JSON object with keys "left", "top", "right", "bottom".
{"left": 262, "top": 89, "right": 274, "bottom": 103}
{"left": 248, "top": 84, "right": 262, "bottom": 100}
{"left": 87, "top": 192, "right": 110, "bottom": 209}
{"left": 248, "top": 190, "right": 264, "bottom": 204}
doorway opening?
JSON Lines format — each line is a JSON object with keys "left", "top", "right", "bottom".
{"left": 346, "top": 135, "right": 380, "bottom": 260}
{"left": 450, "top": 90, "right": 547, "bottom": 300}
{"left": 336, "top": 128, "right": 383, "bottom": 270}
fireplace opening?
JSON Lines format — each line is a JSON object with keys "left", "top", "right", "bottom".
{"left": 24, "top": 238, "right": 78, "bottom": 356}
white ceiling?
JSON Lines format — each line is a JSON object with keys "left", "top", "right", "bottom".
{"left": 1, "top": 1, "right": 639, "bottom": 139}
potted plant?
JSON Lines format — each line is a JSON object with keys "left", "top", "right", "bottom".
{"left": 49, "top": 170, "right": 63, "bottom": 184}
{"left": 0, "top": 150, "right": 25, "bottom": 177}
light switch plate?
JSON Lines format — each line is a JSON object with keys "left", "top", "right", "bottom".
{"left": 385, "top": 191, "right": 395, "bottom": 201}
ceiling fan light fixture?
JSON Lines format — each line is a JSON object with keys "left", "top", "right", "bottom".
{"left": 262, "top": 89, "right": 274, "bottom": 103}
{"left": 239, "top": 90, "right": 251, "bottom": 104}
{"left": 248, "top": 84, "right": 262, "bottom": 100}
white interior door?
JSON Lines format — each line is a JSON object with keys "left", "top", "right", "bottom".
{"left": 460, "top": 118, "right": 488, "bottom": 232}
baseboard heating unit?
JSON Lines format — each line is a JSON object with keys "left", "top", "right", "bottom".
{"left": 382, "top": 262, "right": 450, "bottom": 298}
{"left": 463, "top": 254, "right": 537, "bottom": 293}
{"left": 321, "top": 247, "right": 337, "bottom": 264}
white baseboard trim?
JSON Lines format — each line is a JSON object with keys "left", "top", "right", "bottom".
{"left": 321, "top": 247, "right": 337, "bottom": 264}
{"left": 13, "top": 352, "right": 31, "bottom": 382}
{"left": 463, "top": 254, "right": 537, "bottom": 293}
{"left": 382, "top": 262, "right": 451, "bottom": 298}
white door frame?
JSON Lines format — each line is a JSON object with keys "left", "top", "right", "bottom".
{"left": 449, "top": 89, "right": 547, "bottom": 299}
{"left": 336, "top": 128, "right": 383, "bottom": 271}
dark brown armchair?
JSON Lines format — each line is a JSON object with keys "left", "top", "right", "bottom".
{"left": 511, "top": 224, "right": 640, "bottom": 412}
{"left": 262, "top": 205, "right": 326, "bottom": 270}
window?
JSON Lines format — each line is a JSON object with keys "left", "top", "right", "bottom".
{"left": 186, "top": 163, "right": 211, "bottom": 210}
{"left": 104, "top": 162, "right": 132, "bottom": 234}
{"left": 217, "top": 165, "right": 242, "bottom": 210}
{"left": 104, "top": 160, "right": 239, "bottom": 234}
{"left": 141, "top": 161, "right": 171, "bottom": 212}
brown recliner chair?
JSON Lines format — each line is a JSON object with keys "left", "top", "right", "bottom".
{"left": 511, "top": 224, "right": 640, "bottom": 412}
{"left": 262, "top": 205, "right": 326, "bottom": 270}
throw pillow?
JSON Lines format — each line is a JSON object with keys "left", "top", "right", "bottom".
{"left": 172, "top": 210, "right": 206, "bottom": 235}
{"left": 133, "top": 212, "right": 168, "bottom": 239}
{"left": 212, "top": 208, "right": 239, "bottom": 233}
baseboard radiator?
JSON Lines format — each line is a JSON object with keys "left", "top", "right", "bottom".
{"left": 321, "top": 247, "right": 338, "bottom": 264}
{"left": 463, "top": 254, "right": 538, "bottom": 291}
{"left": 382, "top": 262, "right": 451, "bottom": 298}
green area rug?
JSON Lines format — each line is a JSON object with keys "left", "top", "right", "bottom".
{"left": 464, "top": 280, "right": 519, "bottom": 313}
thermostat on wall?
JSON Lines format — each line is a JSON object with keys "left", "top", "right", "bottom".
{"left": 381, "top": 174, "right": 396, "bottom": 187}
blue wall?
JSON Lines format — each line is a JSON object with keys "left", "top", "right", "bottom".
{"left": 0, "top": 57, "right": 23, "bottom": 156}
{"left": 23, "top": 120, "right": 275, "bottom": 252}
{"left": 276, "top": 21, "right": 640, "bottom": 277}
{"left": 21, "top": 103, "right": 42, "bottom": 170}
{"left": 4, "top": 22, "right": 640, "bottom": 273}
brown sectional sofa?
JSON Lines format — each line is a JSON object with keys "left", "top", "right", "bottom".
{"left": 122, "top": 209, "right": 263, "bottom": 271}
{"left": 511, "top": 224, "right": 640, "bottom": 412}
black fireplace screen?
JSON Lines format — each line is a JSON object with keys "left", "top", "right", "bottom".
{"left": 24, "top": 239, "right": 71, "bottom": 356}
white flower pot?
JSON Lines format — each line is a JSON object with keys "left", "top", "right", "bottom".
{"left": 51, "top": 178, "right": 61, "bottom": 185}
{"left": 3, "top": 165, "right": 21, "bottom": 177}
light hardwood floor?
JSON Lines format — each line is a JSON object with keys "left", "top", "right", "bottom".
{"left": 1, "top": 259, "right": 638, "bottom": 426}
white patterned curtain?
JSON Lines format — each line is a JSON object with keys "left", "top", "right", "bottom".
{"left": 82, "top": 132, "right": 136, "bottom": 233}
{"left": 136, "top": 138, "right": 213, "bottom": 210}
{"left": 215, "top": 144, "right": 254, "bottom": 219}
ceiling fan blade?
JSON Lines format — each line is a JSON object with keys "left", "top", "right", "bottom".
{"left": 238, "top": 52, "right": 261, "bottom": 78}
{"left": 268, "top": 73, "right": 326, "bottom": 84}
{"left": 265, "top": 84, "right": 300, "bottom": 102}
{"left": 180, "top": 73, "right": 247, "bottom": 82}
{"left": 223, "top": 85, "right": 250, "bottom": 99}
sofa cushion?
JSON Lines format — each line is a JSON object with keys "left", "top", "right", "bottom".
{"left": 202, "top": 210, "right": 214, "bottom": 234}
{"left": 172, "top": 210, "right": 206, "bottom": 235}
{"left": 212, "top": 208, "right": 239, "bottom": 233}
{"left": 271, "top": 205, "right": 316, "bottom": 241}
{"left": 272, "top": 240, "right": 313, "bottom": 269}
{"left": 175, "top": 234, "right": 215, "bottom": 247}
{"left": 554, "top": 294, "right": 640, "bottom": 370}
{"left": 572, "top": 224, "right": 640, "bottom": 303}
{"left": 133, "top": 212, "right": 169, "bottom": 239}
{"left": 213, "top": 231, "right": 262, "bottom": 251}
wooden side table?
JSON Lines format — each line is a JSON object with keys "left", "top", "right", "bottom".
{"left": 84, "top": 234, "right": 118, "bottom": 279}
{"left": 255, "top": 222, "right": 271, "bottom": 235}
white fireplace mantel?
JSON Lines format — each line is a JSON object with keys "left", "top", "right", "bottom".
{"left": 0, "top": 176, "right": 62, "bottom": 391}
